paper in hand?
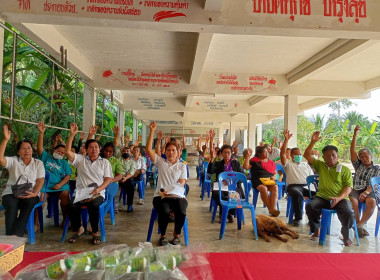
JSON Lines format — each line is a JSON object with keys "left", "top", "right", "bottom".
{"left": 73, "top": 187, "right": 96, "bottom": 203}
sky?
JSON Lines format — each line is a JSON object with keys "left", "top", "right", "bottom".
{"left": 303, "top": 89, "right": 380, "bottom": 122}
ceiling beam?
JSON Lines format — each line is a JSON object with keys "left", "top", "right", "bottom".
{"left": 298, "top": 98, "right": 337, "bottom": 112}
{"left": 189, "top": 33, "right": 213, "bottom": 85}
{"left": 365, "top": 76, "right": 380, "bottom": 91}
{"left": 287, "top": 39, "right": 375, "bottom": 85}
{"left": 184, "top": 96, "right": 194, "bottom": 107}
{"left": 248, "top": 96, "right": 269, "bottom": 106}
{"left": 204, "top": 0, "right": 225, "bottom": 11}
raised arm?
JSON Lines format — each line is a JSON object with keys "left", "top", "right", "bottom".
{"left": 271, "top": 136, "right": 278, "bottom": 149}
{"left": 113, "top": 125, "right": 120, "bottom": 147}
{"left": 0, "top": 125, "right": 11, "bottom": 167}
{"left": 280, "top": 130, "right": 292, "bottom": 166}
{"left": 37, "top": 121, "right": 46, "bottom": 157}
{"left": 146, "top": 122, "right": 157, "bottom": 162}
{"left": 134, "top": 134, "right": 142, "bottom": 147}
{"left": 162, "top": 135, "right": 170, "bottom": 155}
{"left": 197, "top": 135, "right": 202, "bottom": 152}
{"left": 350, "top": 125, "right": 359, "bottom": 163}
{"left": 303, "top": 131, "right": 321, "bottom": 165}
{"left": 65, "top": 123, "right": 79, "bottom": 162}
{"left": 242, "top": 153, "right": 252, "bottom": 170}
{"left": 155, "top": 131, "right": 163, "bottom": 155}
{"left": 87, "top": 125, "right": 98, "bottom": 141}
{"left": 181, "top": 135, "right": 186, "bottom": 150}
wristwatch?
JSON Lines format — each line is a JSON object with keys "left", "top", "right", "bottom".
{"left": 365, "top": 190, "right": 370, "bottom": 195}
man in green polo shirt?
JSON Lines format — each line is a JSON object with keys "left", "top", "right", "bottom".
{"left": 304, "top": 131, "right": 354, "bottom": 246}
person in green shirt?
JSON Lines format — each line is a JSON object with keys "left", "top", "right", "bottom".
{"left": 304, "top": 131, "right": 354, "bottom": 246}
{"left": 102, "top": 142, "right": 123, "bottom": 183}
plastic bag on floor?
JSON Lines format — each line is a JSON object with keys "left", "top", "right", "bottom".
{"left": 148, "top": 268, "right": 188, "bottom": 280}
{"left": 0, "top": 270, "right": 13, "bottom": 280}
{"left": 69, "top": 270, "right": 104, "bottom": 280}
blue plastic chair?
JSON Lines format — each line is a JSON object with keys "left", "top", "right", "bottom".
{"left": 135, "top": 178, "right": 145, "bottom": 201}
{"left": 146, "top": 207, "right": 189, "bottom": 246}
{"left": 201, "top": 162, "right": 211, "bottom": 200}
{"left": 286, "top": 175, "right": 318, "bottom": 224}
{"left": 215, "top": 172, "right": 258, "bottom": 240}
{"left": 275, "top": 164, "right": 286, "bottom": 199}
{"left": 319, "top": 208, "right": 360, "bottom": 246}
{"left": 370, "top": 176, "right": 380, "bottom": 237}
{"left": 47, "top": 194, "right": 60, "bottom": 227}
{"left": 26, "top": 171, "right": 51, "bottom": 245}
{"left": 61, "top": 182, "right": 118, "bottom": 243}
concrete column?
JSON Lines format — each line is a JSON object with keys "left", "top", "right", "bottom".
{"left": 218, "top": 126, "right": 224, "bottom": 146}
{"left": 132, "top": 118, "right": 138, "bottom": 143}
{"left": 142, "top": 123, "right": 147, "bottom": 145}
{"left": 117, "top": 107, "right": 125, "bottom": 144}
{"left": 229, "top": 122, "right": 236, "bottom": 145}
{"left": 0, "top": 21, "right": 4, "bottom": 115}
{"left": 248, "top": 113, "right": 257, "bottom": 149}
{"left": 284, "top": 95, "right": 298, "bottom": 147}
{"left": 83, "top": 84, "right": 96, "bottom": 132}
{"left": 243, "top": 129, "right": 248, "bottom": 149}
{"left": 257, "top": 124, "right": 263, "bottom": 145}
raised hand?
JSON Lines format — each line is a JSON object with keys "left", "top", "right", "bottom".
{"left": 113, "top": 125, "right": 120, "bottom": 135}
{"left": 125, "top": 133, "right": 130, "bottom": 143}
{"left": 79, "top": 132, "right": 86, "bottom": 140}
{"left": 37, "top": 121, "right": 46, "bottom": 134}
{"left": 138, "top": 134, "right": 142, "bottom": 141}
{"left": 209, "top": 129, "right": 216, "bottom": 138}
{"left": 157, "top": 131, "right": 163, "bottom": 140}
{"left": 354, "top": 125, "right": 360, "bottom": 136}
{"left": 283, "top": 130, "right": 293, "bottom": 140}
{"left": 232, "top": 140, "right": 237, "bottom": 147}
{"left": 217, "top": 139, "right": 220, "bottom": 147}
{"left": 89, "top": 125, "right": 98, "bottom": 136}
{"left": 311, "top": 131, "right": 322, "bottom": 143}
{"left": 205, "top": 133, "right": 210, "bottom": 142}
{"left": 273, "top": 136, "right": 278, "bottom": 144}
{"left": 96, "top": 134, "right": 102, "bottom": 141}
{"left": 3, "top": 125, "right": 11, "bottom": 141}
{"left": 70, "top": 123, "right": 78, "bottom": 136}
{"left": 55, "top": 134, "right": 63, "bottom": 142}
{"left": 149, "top": 122, "right": 156, "bottom": 131}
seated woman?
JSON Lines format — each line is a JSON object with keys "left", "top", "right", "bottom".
{"left": 36, "top": 122, "right": 71, "bottom": 227}
{"left": 65, "top": 123, "right": 112, "bottom": 245}
{"left": 207, "top": 131, "right": 245, "bottom": 223}
{"left": 0, "top": 125, "right": 45, "bottom": 237}
{"left": 350, "top": 125, "right": 380, "bottom": 237}
{"left": 146, "top": 122, "right": 188, "bottom": 246}
{"left": 243, "top": 146, "right": 280, "bottom": 217}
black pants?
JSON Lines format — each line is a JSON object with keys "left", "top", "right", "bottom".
{"left": 212, "top": 182, "right": 245, "bottom": 216}
{"left": 153, "top": 196, "right": 188, "bottom": 236}
{"left": 67, "top": 196, "right": 104, "bottom": 233}
{"left": 287, "top": 184, "right": 309, "bottom": 221}
{"left": 2, "top": 194, "right": 39, "bottom": 237}
{"left": 119, "top": 178, "right": 135, "bottom": 206}
{"left": 306, "top": 196, "right": 354, "bottom": 239}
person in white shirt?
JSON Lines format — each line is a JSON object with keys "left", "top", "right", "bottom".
{"left": 0, "top": 125, "right": 45, "bottom": 237}
{"left": 264, "top": 137, "right": 281, "bottom": 162}
{"left": 280, "top": 130, "right": 314, "bottom": 226}
{"left": 132, "top": 146, "right": 147, "bottom": 205}
{"left": 146, "top": 122, "right": 187, "bottom": 246}
{"left": 65, "top": 123, "right": 112, "bottom": 245}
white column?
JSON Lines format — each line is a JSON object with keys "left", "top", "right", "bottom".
{"left": 117, "top": 107, "right": 125, "bottom": 144}
{"left": 243, "top": 129, "right": 248, "bottom": 149}
{"left": 83, "top": 84, "right": 96, "bottom": 132}
{"left": 0, "top": 22, "right": 4, "bottom": 115}
{"left": 230, "top": 122, "right": 236, "bottom": 145}
{"left": 218, "top": 126, "right": 224, "bottom": 146}
{"left": 132, "top": 118, "right": 138, "bottom": 143}
{"left": 142, "top": 123, "right": 147, "bottom": 145}
{"left": 248, "top": 113, "right": 256, "bottom": 148}
{"left": 257, "top": 124, "right": 263, "bottom": 145}
{"left": 284, "top": 95, "right": 298, "bottom": 147}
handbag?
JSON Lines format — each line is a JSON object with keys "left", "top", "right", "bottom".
{"left": 11, "top": 175, "right": 33, "bottom": 197}
{"left": 260, "top": 177, "right": 276, "bottom": 186}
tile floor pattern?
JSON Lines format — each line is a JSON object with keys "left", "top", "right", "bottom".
{"left": 1, "top": 168, "right": 380, "bottom": 253}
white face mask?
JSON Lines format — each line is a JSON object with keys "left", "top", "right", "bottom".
{"left": 53, "top": 152, "right": 64, "bottom": 160}
{"left": 312, "top": 155, "right": 318, "bottom": 159}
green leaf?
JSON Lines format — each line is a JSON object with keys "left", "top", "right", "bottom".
{"left": 370, "top": 122, "right": 377, "bottom": 135}
{"left": 17, "top": 85, "right": 51, "bottom": 104}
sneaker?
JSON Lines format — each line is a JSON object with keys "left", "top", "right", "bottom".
{"left": 138, "top": 199, "right": 144, "bottom": 205}
{"left": 170, "top": 237, "right": 181, "bottom": 246}
{"left": 292, "top": 219, "right": 301, "bottom": 227}
{"left": 127, "top": 205, "right": 133, "bottom": 213}
{"left": 158, "top": 237, "right": 169, "bottom": 246}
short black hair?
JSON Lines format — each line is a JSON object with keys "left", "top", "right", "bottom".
{"left": 54, "top": 144, "right": 66, "bottom": 151}
{"left": 255, "top": 146, "right": 266, "bottom": 157}
{"left": 71, "top": 145, "right": 79, "bottom": 153}
{"left": 103, "top": 142, "right": 115, "bottom": 151}
{"left": 220, "top": 144, "right": 233, "bottom": 154}
{"left": 85, "top": 139, "right": 100, "bottom": 149}
{"left": 322, "top": 145, "right": 338, "bottom": 154}
{"left": 16, "top": 140, "right": 33, "bottom": 152}
{"left": 291, "top": 147, "right": 301, "bottom": 155}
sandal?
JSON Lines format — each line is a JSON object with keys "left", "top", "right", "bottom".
{"left": 69, "top": 232, "right": 84, "bottom": 244}
{"left": 310, "top": 232, "right": 319, "bottom": 241}
{"left": 92, "top": 235, "right": 102, "bottom": 245}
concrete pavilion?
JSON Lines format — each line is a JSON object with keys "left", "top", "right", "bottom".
{"left": 1, "top": 0, "right": 380, "bottom": 147}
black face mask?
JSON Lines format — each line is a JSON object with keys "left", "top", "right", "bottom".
{"left": 122, "top": 153, "right": 130, "bottom": 159}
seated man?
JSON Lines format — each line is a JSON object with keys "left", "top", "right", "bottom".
{"left": 264, "top": 137, "right": 281, "bottom": 162}
{"left": 350, "top": 125, "right": 380, "bottom": 237}
{"left": 280, "top": 130, "right": 314, "bottom": 226}
{"left": 304, "top": 131, "right": 354, "bottom": 246}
